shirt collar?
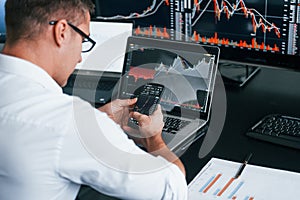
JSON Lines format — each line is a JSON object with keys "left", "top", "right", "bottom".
{"left": 0, "top": 53, "right": 62, "bottom": 93}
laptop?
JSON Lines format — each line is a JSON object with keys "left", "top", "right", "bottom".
{"left": 63, "top": 20, "right": 134, "bottom": 105}
{"left": 118, "top": 36, "right": 220, "bottom": 155}
{"left": 76, "top": 19, "right": 133, "bottom": 73}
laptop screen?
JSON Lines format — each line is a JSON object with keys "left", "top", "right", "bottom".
{"left": 76, "top": 20, "right": 133, "bottom": 73}
{"left": 120, "top": 37, "right": 219, "bottom": 117}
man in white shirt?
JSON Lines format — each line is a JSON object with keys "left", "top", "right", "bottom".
{"left": 0, "top": 0, "right": 187, "bottom": 200}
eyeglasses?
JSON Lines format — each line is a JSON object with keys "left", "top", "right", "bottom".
{"left": 49, "top": 21, "right": 96, "bottom": 53}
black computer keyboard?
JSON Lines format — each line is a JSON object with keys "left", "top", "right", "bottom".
{"left": 246, "top": 114, "right": 300, "bottom": 149}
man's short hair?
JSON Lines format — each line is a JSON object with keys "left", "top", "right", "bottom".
{"left": 5, "top": 0, "right": 94, "bottom": 44}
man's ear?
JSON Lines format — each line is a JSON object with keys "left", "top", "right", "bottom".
{"left": 53, "top": 20, "right": 68, "bottom": 47}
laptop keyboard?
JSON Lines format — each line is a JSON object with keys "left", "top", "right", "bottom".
{"left": 163, "top": 117, "right": 191, "bottom": 134}
{"left": 246, "top": 114, "right": 300, "bottom": 149}
{"left": 96, "top": 81, "right": 116, "bottom": 91}
{"left": 68, "top": 80, "right": 116, "bottom": 91}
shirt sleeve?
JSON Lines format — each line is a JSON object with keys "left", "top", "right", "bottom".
{"left": 57, "top": 98, "right": 188, "bottom": 200}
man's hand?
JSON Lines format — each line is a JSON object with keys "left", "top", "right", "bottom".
{"left": 123, "top": 105, "right": 165, "bottom": 150}
{"left": 131, "top": 104, "right": 164, "bottom": 137}
{"left": 98, "top": 98, "right": 137, "bottom": 126}
{"left": 123, "top": 105, "right": 186, "bottom": 176}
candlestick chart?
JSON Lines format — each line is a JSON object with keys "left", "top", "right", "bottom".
{"left": 191, "top": 0, "right": 287, "bottom": 53}
{"left": 96, "top": 0, "right": 299, "bottom": 55}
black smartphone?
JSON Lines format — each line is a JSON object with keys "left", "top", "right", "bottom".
{"left": 129, "top": 83, "right": 164, "bottom": 127}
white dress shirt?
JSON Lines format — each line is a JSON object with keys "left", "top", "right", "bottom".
{"left": 0, "top": 53, "right": 187, "bottom": 200}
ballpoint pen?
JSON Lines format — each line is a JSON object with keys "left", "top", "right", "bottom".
{"left": 234, "top": 153, "right": 253, "bottom": 179}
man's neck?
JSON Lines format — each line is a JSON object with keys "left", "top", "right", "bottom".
{"left": 2, "top": 40, "right": 56, "bottom": 78}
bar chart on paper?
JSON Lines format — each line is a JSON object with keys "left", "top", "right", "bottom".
{"left": 188, "top": 158, "right": 300, "bottom": 200}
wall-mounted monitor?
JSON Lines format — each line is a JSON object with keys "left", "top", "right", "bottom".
{"left": 93, "top": 0, "right": 300, "bottom": 71}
